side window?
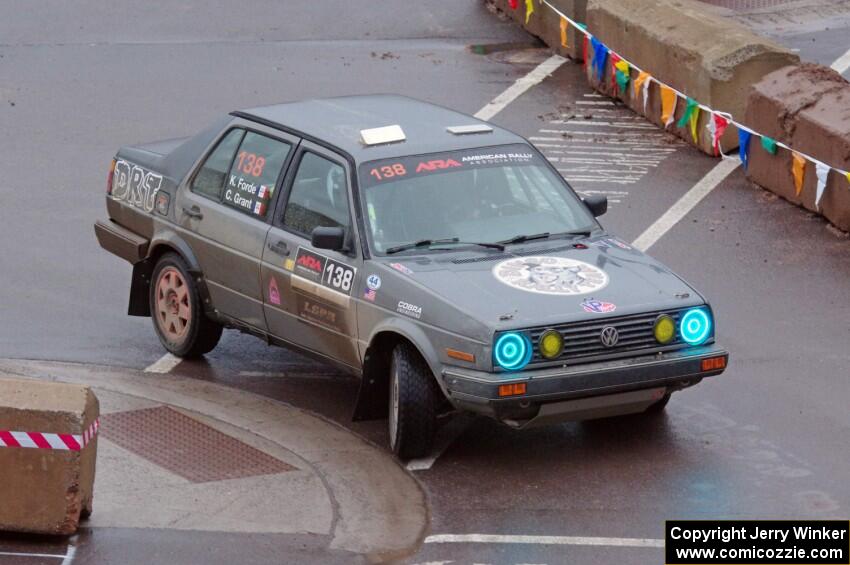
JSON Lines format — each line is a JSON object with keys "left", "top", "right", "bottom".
{"left": 192, "top": 129, "right": 244, "bottom": 200}
{"left": 222, "top": 132, "right": 291, "bottom": 219}
{"left": 282, "top": 152, "right": 350, "bottom": 236}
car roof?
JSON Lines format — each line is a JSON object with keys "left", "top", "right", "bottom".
{"left": 233, "top": 94, "right": 527, "bottom": 163}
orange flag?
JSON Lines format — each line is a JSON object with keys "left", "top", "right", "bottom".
{"left": 660, "top": 85, "right": 678, "bottom": 127}
{"left": 792, "top": 153, "right": 807, "bottom": 196}
{"left": 560, "top": 18, "right": 568, "bottom": 48}
{"left": 633, "top": 71, "right": 651, "bottom": 113}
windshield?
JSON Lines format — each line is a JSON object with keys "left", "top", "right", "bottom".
{"left": 358, "top": 144, "right": 596, "bottom": 255}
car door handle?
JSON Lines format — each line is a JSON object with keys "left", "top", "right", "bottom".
{"left": 182, "top": 206, "right": 203, "bottom": 220}
{"left": 267, "top": 240, "right": 289, "bottom": 256}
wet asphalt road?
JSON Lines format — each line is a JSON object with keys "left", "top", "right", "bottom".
{"left": 2, "top": 1, "right": 850, "bottom": 564}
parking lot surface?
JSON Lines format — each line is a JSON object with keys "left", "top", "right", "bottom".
{"left": 1, "top": 1, "right": 849, "bottom": 563}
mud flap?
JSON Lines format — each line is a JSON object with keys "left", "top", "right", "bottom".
{"left": 351, "top": 361, "right": 389, "bottom": 421}
{"left": 128, "top": 260, "right": 152, "bottom": 317}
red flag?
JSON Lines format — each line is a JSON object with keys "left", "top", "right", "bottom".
{"left": 711, "top": 114, "right": 730, "bottom": 157}
{"left": 610, "top": 54, "right": 621, "bottom": 90}
{"left": 509, "top": 0, "right": 518, "bottom": 9}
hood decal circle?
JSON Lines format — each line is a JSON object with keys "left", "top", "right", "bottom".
{"left": 492, "top": 256, "right": 609, "bottom": 295}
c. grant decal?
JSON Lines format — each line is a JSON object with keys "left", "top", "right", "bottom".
{"left": 268, "top": 277, "right": 281, "bottom": 306}
{"left": 111, "top": 159, "right": 164, "bottom": 213}
{"left": 581, "top": 298, "right": 616, "bottom": 314}
{"left": 397, "top": 301, "right": 422, "bottom": 319}
{"left": 493, "top": 256, "right": 608, "bottom": 295}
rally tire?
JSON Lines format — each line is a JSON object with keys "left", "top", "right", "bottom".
{"left": 389, "top": 343, "right": 437, "bottom": 460}
{"left": 150, "top": 253, "right": 222, "bottom": 358}
{"left": 645, "top": 392, "right": 672, "bottom": 414}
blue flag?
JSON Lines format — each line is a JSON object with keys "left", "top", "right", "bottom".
{"left": 591, "top": 37, "right": 608, "bottom": 81}
{"left": 738, "top": 129, "right": 752, "bottom": 170}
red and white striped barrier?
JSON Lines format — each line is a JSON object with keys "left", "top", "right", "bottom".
{"left": 0, "top": 418, "right": 99, "bottom": 451}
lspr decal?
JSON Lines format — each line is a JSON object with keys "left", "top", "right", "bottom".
{"left": 493, "top": 256, "right": 608, "bottom": 295}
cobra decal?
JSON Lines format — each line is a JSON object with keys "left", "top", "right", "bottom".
{"left": 493, "top": 256, "right": 609, "bottom": 296}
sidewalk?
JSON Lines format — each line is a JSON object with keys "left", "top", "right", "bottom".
{"left": 0, "top": 359, "right": 428, "bottom": 563}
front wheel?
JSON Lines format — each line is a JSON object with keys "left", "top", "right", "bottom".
{"left": 150, "top": 253, "right": 222, "bottom": 358}
{"left": 388, "top": 343, "right": 437, "bottom": 459}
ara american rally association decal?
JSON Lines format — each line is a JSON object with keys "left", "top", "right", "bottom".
{"left": 293, "top": 247, "right": 356, "bottom": 296}
{"left": 493, "top": 256, "right": 609, "bottom": 295}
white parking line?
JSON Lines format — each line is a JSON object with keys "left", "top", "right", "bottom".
{"left": 143, "top": 352, "right": 182, "bottom": 374}
{"left": 0, "top": 551, "right": 67, "bottom": 559}
{"left": 830, "top": 47, "right": 850, "bottom": 75}
{"left": 424, "top": 534, "right": 664, "bottom": 548}
{"left": 631, "top": 158, "right": 741, "bottom": 251}
{"left": 474, "top": 55, "right": 567, "bottom": 121}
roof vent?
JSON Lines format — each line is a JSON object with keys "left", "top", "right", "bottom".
{"left": 447, "top": 124, "right": 494, "bottom": 135}
{"left": 360, "top": 125, "right": 406, "bottom": 146}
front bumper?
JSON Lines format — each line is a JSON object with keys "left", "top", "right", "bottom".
{"left": 441, "top": 344, "right": 728, "bottom": 425}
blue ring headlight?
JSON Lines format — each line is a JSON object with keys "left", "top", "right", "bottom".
{"left": 680, "top": 308, "right": 712, "bottom": 345}
{"left": 494, "top": 332, "right": 532, "bottom": 371}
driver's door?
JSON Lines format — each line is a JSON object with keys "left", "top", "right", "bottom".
{"left": 260, "top": 142, "right": 362, "bottom": 369}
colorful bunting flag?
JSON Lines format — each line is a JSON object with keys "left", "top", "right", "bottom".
{"left": 815, "top": 161, "right": 830, "bottom": 209}
{"left": 614, "top": 59, "right": 630, "bottom": 94}
{"left": 591, "top": 37, "right": 608, "bottom": 81}
{"left": 792, "top": 153, "right": 806, "bottom": 196}
{"left": 660, "top": 86, "right": 678, "bottom": 128}
{"left": 633, "top": 71, "right": 650, "bottom": 112}
{"left": 610, "top": 54, "right": 620, "bottom": 89}
{"left": 509, "top": 0, "right": 518, "bottom": 8}
{"left": 689, "top": 106, "right": 701, "bottom": 144}
{"left": 582, "top": 34, "right": 589, "bottom": 70}
{"left": 738, "top": 130, "right": 752, "bottom": 170}
{"left": 559, "top": 17, "right": 568, "bottom": 48}
{"left": 708, "top": 113, "right": 730, "bottom": 157}
{"left": 525, "top": 0, "right": 534, "bottom": 24}
{"left": 676, "top": 98, "right": 696, "bottom": 128}
{"left": 761, "top": 136, "right": 777, "bottom": 155}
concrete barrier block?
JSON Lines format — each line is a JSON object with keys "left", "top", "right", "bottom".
{"left": 744, "top": 64, "right": 850, "bottom": 231}
{"left": 489, "top": 0, "right": 587, "bottom": 61}
{"left": 0, "top": 378, "right": 99, "bottom": 534}
{"left": 585, "top": 0, "right": 799, "bottom": 154}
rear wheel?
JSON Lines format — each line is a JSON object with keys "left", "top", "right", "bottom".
{"left": 150, "top": 253, "right": 222, "bottom": 358}
{"left": 388, "top": 343, "right": 437, "bottom": 459}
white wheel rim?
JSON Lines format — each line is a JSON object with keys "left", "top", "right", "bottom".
{"left": 389, "top": 362, "right": 400, "bottom": 449}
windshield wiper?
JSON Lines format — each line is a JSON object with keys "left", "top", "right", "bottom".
{"left": 498, "top": 229, "right": 592, "bottom": 246}
{"left": 386, "top": 238, "right": 505, "bottom": 254}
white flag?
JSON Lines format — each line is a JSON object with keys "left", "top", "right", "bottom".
{"left": 815, "top": 161, "right": 830, "bottom": 209}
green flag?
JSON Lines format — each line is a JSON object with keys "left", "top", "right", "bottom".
{"left": 761, "top": 136, "right": 777, "bottom": 155}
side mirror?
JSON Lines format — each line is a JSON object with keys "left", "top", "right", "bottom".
{"left": 583, "top": 195, "right": 608, "bottom": 217}
{"left": 311, "top": 226, "right": 346, "bottom": 251}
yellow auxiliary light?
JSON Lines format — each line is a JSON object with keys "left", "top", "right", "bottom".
{"left": 654, "top": 315, "right": 676, "bottom": 344}
{"left": 539, "top": 329, "right": 564, "bottom": 359}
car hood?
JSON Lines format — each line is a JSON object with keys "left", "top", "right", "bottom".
{"left": 380, "top": 237, "right": 704, "bottom": 330}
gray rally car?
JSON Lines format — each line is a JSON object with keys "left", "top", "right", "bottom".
{"left": 95, "top": 95, "right": 728, "bottom": 458}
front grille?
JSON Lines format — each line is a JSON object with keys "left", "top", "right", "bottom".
{"left": 526, "top": 309, "right": 686, "bottom": 365}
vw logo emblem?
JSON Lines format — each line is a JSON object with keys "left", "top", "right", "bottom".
{"left": 600, "top": 326, "right": 619, "bottom": 347}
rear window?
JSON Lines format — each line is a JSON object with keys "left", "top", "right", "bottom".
{"left": 191, "top": 129, "right": 291, "bottom": 219}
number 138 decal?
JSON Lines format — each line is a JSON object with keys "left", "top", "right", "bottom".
{"left": 323, "top": 259, "right": 355, "bottom": 293}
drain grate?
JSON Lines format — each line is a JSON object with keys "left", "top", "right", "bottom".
{"left": 100, "top": 406, "right": 295, "bottom": 483}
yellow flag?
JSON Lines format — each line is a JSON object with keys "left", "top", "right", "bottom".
{"left": 525, "top": 0, "right": 534, "bottom": 24}
{"left": 560, "top": 18, "right": 568, "bottom": 48}
{"left": 660, "top": 85, "right": 678, "bottom": 127}
{"left": 792, "top": 153, "right": 807, "bottom": 196}
{"left": 689, "top": 106, "right": 701, "bottom": 144}
{"left": 846, "top": 171, "right": 850, "bottom": 185}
